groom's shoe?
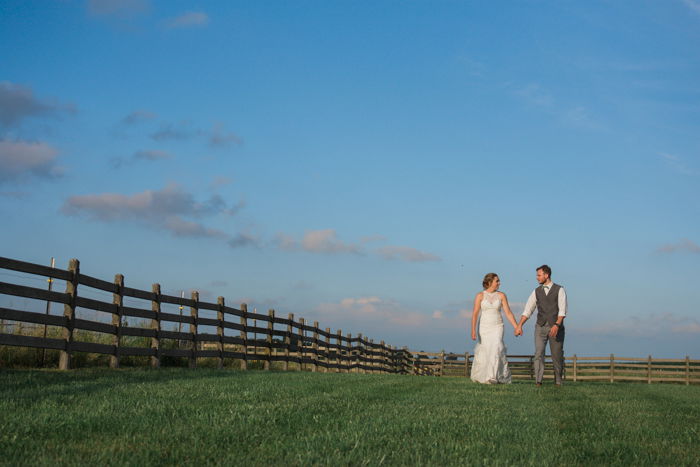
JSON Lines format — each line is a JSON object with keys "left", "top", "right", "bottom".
{"left": 535, "top": 382, "right": 542, "bottom": 387}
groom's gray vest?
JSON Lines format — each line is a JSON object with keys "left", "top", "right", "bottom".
{"left": 535, "top": 283, "right": 561, "bottom": 326}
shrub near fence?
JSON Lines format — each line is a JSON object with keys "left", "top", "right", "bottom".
{"left": 409, "top": 351, "right": 700, "bottom": 384}
{"left": 0, "top": 257, "right": 413, "bottom": 373}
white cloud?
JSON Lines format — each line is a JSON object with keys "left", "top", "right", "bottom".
{"left": 0, "top": 140, "right": 63, "bottom": 182}
{"left": 164, "top": 11, "right": 209, "bottom": 29}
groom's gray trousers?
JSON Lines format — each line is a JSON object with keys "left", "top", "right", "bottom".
{"left": 534, "top": 324, "right": 565, "bottom": 384}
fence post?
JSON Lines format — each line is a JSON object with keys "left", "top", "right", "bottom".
{"left": 357, "top": 333, "right": 363, "bottom": 374}
{"left": 464, "top": 352, "right": 469, "bottom": 378}
{"left": 264, "top": 309, "right": 274, "bottom": 370}
{"left": 312, "top": 321, "right": 319, "bottom": 373}
{"left": 336, "top": 329, "right": 343, "bottom": 373}
{"left": 573, "top": 354, "right": 577, "bottom": 382}
{"left": 284, "top": 313, "right": 293, "bottom": 371}
{"left": 369, "top": 339, "right": 375, "bottom": 374}
{"left": 299, "top": 318, "right": 305, "bottom": 371}
{"left": 239, "top": 304, "right": 248, "bottom": 370}
{"left": 387, "top": 344, "right": 393, "bottom": 373}
{"left": 440, "top": 350, "right": 445, "bottom": 377}
{"left": 609, "top": 353, "right": 614, "bottom": 383}
{"left": 188, "top": 291, "right": 199, "bottom": 369}
{"left": 404, "top": 346, "right": 412, "bottom": 374}
{"left": 59, "top": 258, "right": 79, "bottom": 370}
{"left": 217, "top": 297, "right": 225, "bottom": 369}
{"left": 324, "top": 327, "right": 331, "bottom": 373}
{"left": 686, "top": 355, "right": 690, "bottom": 386}
{"left": 110, "top": 274, "right": 124, "bottom": 369}
{"left": 347, "top": 332, "right": 353, "bottom": 373}
{"left": 647, "top": 355, "right": 651, "bottom": 384}
{"left": 380, "top": 341, "right": 386, "bottom": 374}
{"left": 150, "top": 284, "right": 162, "bottom": 369}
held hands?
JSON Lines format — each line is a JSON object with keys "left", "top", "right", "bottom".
{"left": 514, "top": 325, "right": 523, "bottom": 337}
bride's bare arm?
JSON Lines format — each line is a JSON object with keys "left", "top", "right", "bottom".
{"left": 471, "top": 293, "right": 482, "bottom": 340}
{"left": 500, "top": 292, "right": 518, "bottom": 328}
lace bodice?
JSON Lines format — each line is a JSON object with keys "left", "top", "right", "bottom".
{"left": 480, "top": 291, "right": 503, "bottom": 324}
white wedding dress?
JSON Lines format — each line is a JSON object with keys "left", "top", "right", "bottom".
{"left": 470, "top": 292, "right": 511, "bottom": 384}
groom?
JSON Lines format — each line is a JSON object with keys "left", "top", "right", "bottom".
{"left": 515, "top": 265, "right": 567, "bottom": 386}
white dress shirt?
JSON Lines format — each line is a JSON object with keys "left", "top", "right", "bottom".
{"left": 521, "top": 282, "right": 567, "bottom": 319}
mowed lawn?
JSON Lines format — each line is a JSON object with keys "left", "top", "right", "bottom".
{"left": 1, "top": 369, "right": 698, "bottom": 466}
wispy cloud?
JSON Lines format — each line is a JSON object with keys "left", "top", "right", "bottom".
{"left": 164, "top": 11, "right": 209, "bottom": 29}
{"left": 657, "top": 239, "right": 700, "bottom": 254}
{"left": 0, "top": 81, "right": 75, "bottom": 129}
{"left": 513, "top": 82, "right": 602, "bottom": 130}
{"left": 210, "top": 176, "right": 233, "bottom": 189}
{"left": 228, "top": 231, "right": 261, "bottom": 249}
{"left": 276, "top": 229, "right": 363, "bottom": 255}
{"left": 376, "top": 246, "right": 441, "bottom": 263}
{"left": 61, "top": 183, "right": 245, "bottom": 241}
{"left": 0, "top": 140, "right": 64, "bottom": 183}
{"left": 275, "top": 229, "right": 441, "bottom": 262}
{"left": 659, "top": 153, "right": 697, "bottom": 175}
{"left": 150, "top": 121, "right": 201, "bottom": 142}
{"left": 209, "top": 123, "right": 242, "bottom": 148}
{"left": 111, "top": 149, "right": 172, "bottom": 168}
{"left": 682, "top": 0, "right": 700, "bottom": 15}
{"left": 148, "top": 120, "right": 242, "bottom": 149}
{"left": 120, "top": 110, "right": 157, "bottom": 125}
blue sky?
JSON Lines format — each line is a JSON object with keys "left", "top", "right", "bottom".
{"left": 1, "top": 0, "right": 699, "bottom": 357}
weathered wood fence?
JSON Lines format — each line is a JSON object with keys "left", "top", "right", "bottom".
{"left": 410, "top": 351, "right": 700, "bottom": 384}
{"left": 2, "top": 256, "right": 698, "bottom": 384}
{"left": 0, "top": 257, "right": 412, "bottom": 373}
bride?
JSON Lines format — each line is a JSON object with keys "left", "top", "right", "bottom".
{"left": 470, "top": 273, "right": 518, "bottom": 384}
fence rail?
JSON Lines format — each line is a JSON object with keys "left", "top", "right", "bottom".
{"left": 0, "top": 257, "right": 413, "bottom": 373}
{"left": 408, "top": 351, "right": 700, "bottom": 384}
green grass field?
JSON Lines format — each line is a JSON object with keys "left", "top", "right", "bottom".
{"left": 1, "top": 369, "right": 698, "bottom": 466}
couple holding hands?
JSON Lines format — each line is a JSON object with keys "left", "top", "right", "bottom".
{"left": 469, "top": 265, "right": 567, "bottom": 386}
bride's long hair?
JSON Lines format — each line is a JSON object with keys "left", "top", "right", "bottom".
{"left": 482, "top": 273, "right": 498, "bottom": 290}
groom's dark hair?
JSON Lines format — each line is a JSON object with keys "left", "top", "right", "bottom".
{"left": 537, "top": 265, "right": 552, "bottom": 277}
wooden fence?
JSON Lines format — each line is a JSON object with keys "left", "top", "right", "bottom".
{"left": 409, "top": 351, "right": 700, "bottom": 384}
{"left": 2, "top": 256, "right": 698, "bottom": 384}
{"left": 0, "top": 256, "right": 413, "bottom": 373}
